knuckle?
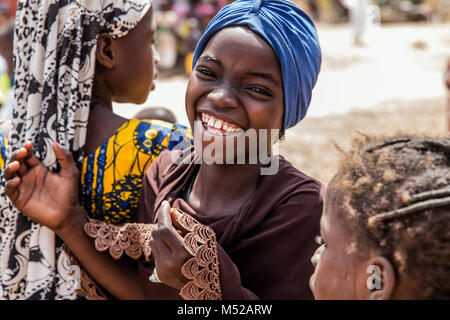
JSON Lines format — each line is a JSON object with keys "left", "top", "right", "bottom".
{"left": 165, "top": 261, "right": 175, "bottom": 271}
{"left": 150, "top": 229, "right": 159, "bottom": 239}
{"left": 158, "top": 226, "right": 171, "bottom": 237}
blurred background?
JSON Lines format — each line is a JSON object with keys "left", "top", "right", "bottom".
{"left": 0, "top": 0, "right": 449, "bottom": 184}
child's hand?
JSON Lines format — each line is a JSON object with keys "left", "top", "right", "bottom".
{"left": 4, "top": 142, "right": 81, "bottom": 235}
{"left": 150, "top": 201, "right": 191, "bottom": 290}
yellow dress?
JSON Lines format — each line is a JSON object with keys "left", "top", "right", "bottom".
{"left": 80, "top": 119, "right": 192, "bottom": 224}
{"left": 0, "top": 119, "right": 193, "bottom": 225}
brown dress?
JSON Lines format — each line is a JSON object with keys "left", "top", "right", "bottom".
{"left": 133, "top": 148, "right": 323, "bottom": 300}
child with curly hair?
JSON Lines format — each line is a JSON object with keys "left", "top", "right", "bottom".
{"left": 310, "top": 136, "right": 450, "bottom": 299}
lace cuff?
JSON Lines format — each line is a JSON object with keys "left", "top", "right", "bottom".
{"left": 65, "top": 247, "right": 108, "bottom": 300}
{"left": 84, "top": 219, "right": 154, "bottom": 260}
{"left": 176, "top": 209, "right": 222, "bottom": 300}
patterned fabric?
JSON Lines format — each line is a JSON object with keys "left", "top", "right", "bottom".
{"left": 0, "top": 132, "right": 7, "bottom": 171}
{"left": 84, "top": 218, "right": 154, "bottom": 261}
{"left": 0, "top": 0, "right": 152, "bottom": 300}
{"left": 80, "top": 119, "right": 192, "bottom": 225}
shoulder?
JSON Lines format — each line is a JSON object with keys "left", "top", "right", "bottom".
{"left": 259, "top": 156, "right": 324, "bottom": 222}
{"left": 273, "top": 156, "right": 323, "bottom": 198}
{"left": 144, "top": 147, "right": 196, "bottom": 186}
{"left": 129, "top": 119, "right": 192, "bottom": 154}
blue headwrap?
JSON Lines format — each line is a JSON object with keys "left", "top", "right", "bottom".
{"left": 192, "top": 0, "right": 322, "bottom": 132}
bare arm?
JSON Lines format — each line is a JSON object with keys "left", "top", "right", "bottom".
{"left": 4, "top": 142, "right": 149, "bottom": 299}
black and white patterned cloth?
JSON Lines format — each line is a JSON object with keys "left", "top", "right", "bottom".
{"left": 0, "top": 0, "right": 151, "bottom": 300}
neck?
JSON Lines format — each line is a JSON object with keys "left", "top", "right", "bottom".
{"left": 90, "top": 79, "right": 114, "bottom": 111}
{"left": 189, "top": 162, "right": 261, "bottom": 218}
{"left": 84, "top": 79, "right": 126, "bottom": 154}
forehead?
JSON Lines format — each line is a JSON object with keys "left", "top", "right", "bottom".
{"left": 202, "top": 26, "right": 281, "bottom": 74}
{"left": 137, "top": 6, "right": 156, "bottom": 33}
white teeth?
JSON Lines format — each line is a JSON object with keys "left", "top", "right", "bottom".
{"left": 202, "top": 113, "right": 241, "bottom": 132}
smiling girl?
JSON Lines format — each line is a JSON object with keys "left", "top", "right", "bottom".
{"left": 4, "top": 0, "right": 323, "bottom": 300}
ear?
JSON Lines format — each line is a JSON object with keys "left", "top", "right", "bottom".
{"left": 365, "top": 256, "right": 396, "bottom": 300}
{"left": 96, "top": 33, "right": 116, "bottom": 70}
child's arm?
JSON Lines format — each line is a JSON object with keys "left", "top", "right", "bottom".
{"left": 4, "top": 142, "right": 148, "bottom": 299}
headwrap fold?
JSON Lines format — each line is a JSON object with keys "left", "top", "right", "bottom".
{"left": 0, "top": 0, "right": 151, "bottom": 300}
{"left": 192, "top": 0, "right": 322, "bottom": 132}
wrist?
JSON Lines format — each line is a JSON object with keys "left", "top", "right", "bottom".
{"left": 54, "top": 206, "right": 87, "bottom": 240}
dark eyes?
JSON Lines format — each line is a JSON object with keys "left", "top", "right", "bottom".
{"left": 248, "top": 87, "right": 271, "bottom": 97}
{"left": 196, "top": 67, "right": 216, "bottom": 78}
{"left": 151, "top": 37, "right": 158, "bottom": 47}
{"left": 195, "top": 67, "right": 272, "bottom": 97}
{"left": 315, "top": 235, "right": 327, "bottom": 247}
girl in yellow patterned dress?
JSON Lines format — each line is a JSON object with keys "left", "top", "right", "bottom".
{"left": 0, "top": 0, "right": 191, "bottom": 300}
{"left": 80, "top": 119, "right": 191, "bottom": 224}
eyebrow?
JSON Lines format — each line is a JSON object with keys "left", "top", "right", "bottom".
{"left": 246, "top": 71, "right": 281, "bottom": 88}
{"left": 198, "top": 55, "right": 222, "bottom": 66}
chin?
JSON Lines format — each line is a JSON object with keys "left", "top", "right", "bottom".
{"left": 134, "top": 93, "right": 150, "bottom": 105}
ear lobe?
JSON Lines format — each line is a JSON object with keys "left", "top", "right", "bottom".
{"left": 366, "top": 256, "right": 396, "bottom": 300}
{"left": 96, "top": 33, "right": 116, "bottom": 70}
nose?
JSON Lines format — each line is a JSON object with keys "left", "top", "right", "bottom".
{"left": 207, "top": 85, "right": 238, "bottom": 109}
{"left": 311, "top": 253, "right": 319, "bottom": 267}
{"left": 311, "top": 246, "right": 324, "bottom": 267}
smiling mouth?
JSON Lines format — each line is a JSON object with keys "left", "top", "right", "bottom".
{"left": 200, "top": 113, "right": 244, "bottom": 136}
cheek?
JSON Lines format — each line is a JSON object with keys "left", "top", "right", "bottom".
{"left": 311, "top": 250, "right": 355, "bottom": 300}
{"left": 185, "top": 77, "right": 206, "bottom": 122}
{"left": 143, "top": 51, "right": 154, "bottom": 80}
{"left": 185, "top": 80, "right": 196, "bottom": 122}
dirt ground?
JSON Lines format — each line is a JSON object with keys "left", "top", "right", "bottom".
{"left": 280, "top": 97, "right": 448, "bottom": 185}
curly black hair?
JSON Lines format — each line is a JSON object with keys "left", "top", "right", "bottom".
{"left": 330, "top": 135, "right": 450, "bottom": 299}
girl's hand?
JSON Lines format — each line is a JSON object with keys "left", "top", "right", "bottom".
{"left": 4, "top": 141, "right": 81, "bottom": 235}
{"left": 150, "top": 201, "right": 192, "bottom": 290}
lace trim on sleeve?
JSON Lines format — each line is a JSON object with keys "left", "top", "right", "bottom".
{"left": 84, "top": 219, "right": 154, "bottom": 261}
{"left": 176, "top": 210, "right": 222, "bottom": 300}
{"left": 65, "top": 247, "right": 108, "bottom": 300}
{"left": 77, "top": 267, "right": 108, "bottom": 300}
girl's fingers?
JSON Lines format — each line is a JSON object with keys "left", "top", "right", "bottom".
{"left": 23, "top": 147, "right": 41, "bottom": 168}
{"left": 6, "top": 149, "right": 25, "bottom": 172}
{"left": 157, "top": 201, "right": 172, "bottom": 228}
{"left": 150, "top": 231, "right": 172, "bottom": 260}
{"left": 3, "top": 161, "right": 20, "bottom": 181}
{"left": 22, "top": 141, "right": 34, "bottom": 158}
{"left": 5, "top": 176, "right": 21, "bottom": 202}
{"left": 156, "top": 201, "right": 184, "bottom": 249}
{"left": 52, "top": 142, "right": 77, "bottom": 178}
{"left": 17, "top": 158, "right": 30, "bottom": 177}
